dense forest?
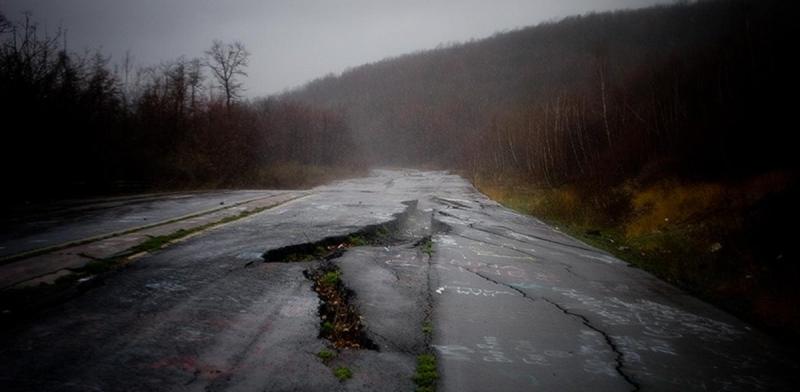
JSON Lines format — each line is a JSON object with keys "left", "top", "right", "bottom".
{"left": 288, "top": 0, "right": 793, "bottom": 184}
{"left": 286, "top": 0, "right": 799, "bottom": 338}
{"left": 0, "top": 13, "right": 358, "bottom": 201}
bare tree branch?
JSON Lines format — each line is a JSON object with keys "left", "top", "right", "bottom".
{"left": 204, "top": 40, "right": 249, "bottom": 110}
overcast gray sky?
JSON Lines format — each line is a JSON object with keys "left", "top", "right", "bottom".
{"left": 1, "top": 0, "right": 672, "bottom": 98}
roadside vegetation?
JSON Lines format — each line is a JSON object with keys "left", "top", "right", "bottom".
{"left": 477, "top": 172, "right": 800, "bottom": 339}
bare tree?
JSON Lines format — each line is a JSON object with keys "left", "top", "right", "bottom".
{"left": 187, "top": 57, "right": 204, "bottom": 111}
{"left": 119, "top": 50, "right": 134, "bottom": 106}
{"left": 0, "top": 12, "right": 11, "bottom": 34}
{"left": 204, "top": 40, "right": 249, "bottom": 110}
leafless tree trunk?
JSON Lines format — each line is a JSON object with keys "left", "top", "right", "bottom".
{"left": 205, "top": 40, "right": 249, "bottom": 111}
{"left": 599, "top": 65, "right": 612, "bottom": 147}
{"left": 187, "top": 58, "right": 203, "bottom": 111}
{"left": 120, "top": 50, "right": 133, "bottom": 106}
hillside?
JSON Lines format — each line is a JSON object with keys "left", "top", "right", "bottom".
{"left": 286, "top": 0, "right": 799, "bottom": 339}
{"left": 287, "top": 0, "right": 793, "bottom": 181}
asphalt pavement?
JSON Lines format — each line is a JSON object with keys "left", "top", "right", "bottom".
{"left": 0, "top": 170, "right": 796, "bottom": 391}
{"left": 0, "top": 190, "right": 282, "bottom": 258}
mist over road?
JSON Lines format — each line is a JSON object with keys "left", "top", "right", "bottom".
{"left": 0, "top": 170, "right": 795, "bottom": 391}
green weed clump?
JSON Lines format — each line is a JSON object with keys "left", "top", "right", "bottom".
{"left": 317, "top": 349, "right": 335, "bottom": 361}
{"left": 334, "top": 366, "right": 352, "bottom": 381}
{"left": 347, "top": 235, "right": 367, "bottom": 247}
{"left": 417, "top": 237, "right": 433, "bottom": 257}
{"left": 422, "top": 321, "right": 433, "bottom": 335}
{"left": 321, "top": 270, "right": 341, "bottom": 286}
{"left": 413, "top": 354, "right": 437, "bottom": 392}
{"left": 321, "top": 321, "right": 335, "bottom": 335}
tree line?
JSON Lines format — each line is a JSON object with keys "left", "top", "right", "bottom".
{"left": 0, "top": 12, "right": 356, "bottom": 201}
{"left": 3, "top": 0, "right": 795, "bottom": 198}
{"left": 287, "top": 0, "right": 795, "bottom": 188}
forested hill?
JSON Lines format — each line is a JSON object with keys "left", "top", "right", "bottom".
{"left": 286, "top": 0, "right": 794, "bottom": 185}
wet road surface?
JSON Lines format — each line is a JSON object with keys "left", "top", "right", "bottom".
{"left": 0, "top": 170, "right": 796, "bottom": 391}
{"left": 0, "top": 190, "right": 284, "bottom": 258}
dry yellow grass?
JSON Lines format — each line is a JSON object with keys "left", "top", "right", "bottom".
{"left": 626, "top": 182, "right": 726, "bottom": 237}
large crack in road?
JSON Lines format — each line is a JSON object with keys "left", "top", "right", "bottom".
{"left": 0, "top": 169, "right": 797, "bottom": 391}
{"left": 257, "top": 197, "right": 444, "bottom": 389}
{"left": 447, "top": 260, "right": 640, "bottom": 391}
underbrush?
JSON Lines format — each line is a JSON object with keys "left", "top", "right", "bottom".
{"left": 475, "top": 172, "right": 800, "bottom": 342}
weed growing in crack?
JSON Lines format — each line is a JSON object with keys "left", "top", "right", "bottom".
{"left": 320, "top": 270, "right": 341, "bottom": 286}
{"left": 373, "top": 225, "right": 392, "bottom": 242}
{"left": 422, "top": 321, "right": 433, "bottom": 336}
{"left": 417, "top": 236, "right": 434, "bottom": 256}
{"left": 347, "top": 234, "right": 368, "bottom": 247}
{"left": 321, "top": 321, "right": 335, "bottom": 335}
{"left": 308, "top": 263, "right": 377, "bottom": 350}
{"left": 334, "top": 366, "right": 353, "bottom": 381}
{"left": 317, "top": 349, "right": 336, "bottom": 362}
{"left": 413, "top": 354, "right": 437, "bottom": 392}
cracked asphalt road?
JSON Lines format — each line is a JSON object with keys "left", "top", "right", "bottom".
{"left": 0, "top": 170, "right": 797, "bottom": 391}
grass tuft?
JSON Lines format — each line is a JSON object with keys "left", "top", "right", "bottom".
{"left": 320, "top": 270, "right": 341, "bottom": 286}
{"left": 418, "top": 237, "right": 434, "bottom": 256}
{"left": 317, "top": 349, "right": 335, "bottom": 361}
{"left": 334, "top": 366, "right": 352, "bottom": 381}
{"left": 413, "top": 354, "right": 437, "bottom": 391}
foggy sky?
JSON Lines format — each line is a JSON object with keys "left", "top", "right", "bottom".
{"left": 2, "top": 0, "right": 672, "bottom": 98}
